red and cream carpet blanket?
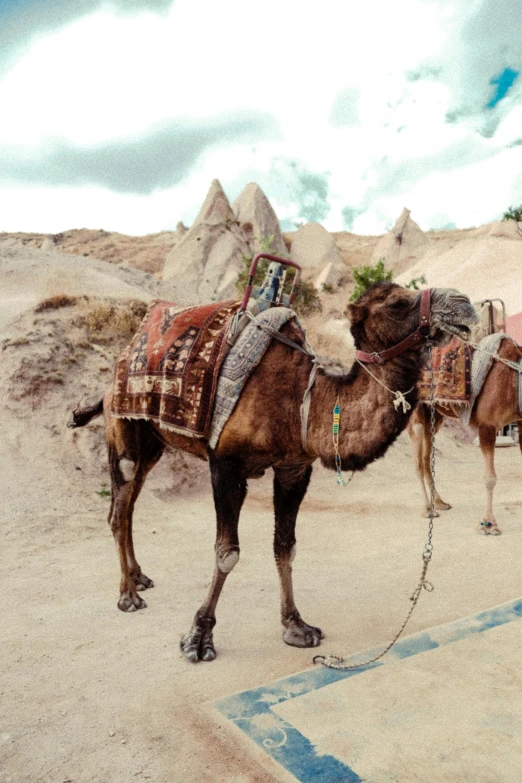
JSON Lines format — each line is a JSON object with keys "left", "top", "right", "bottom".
{"left": 417, "top": 337, "right": 472, "bottom": 406}
{"left": 111, "top": 300, "right": 241, "bottom": 438}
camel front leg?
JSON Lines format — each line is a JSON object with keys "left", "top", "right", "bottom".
{"left": 273, "top": 465, "right": 323, "bottom": 648}
{"left": 477, "top": 425, "right": 501, "bottom": 535}
{"left": 409, "top": 411, "right": 432, "bottom": 516}
{"left": 180, "top": 454, "right": 247, "bottom": 663}
{"left": 420, "top": 407, "right": 451, "bottom": 517}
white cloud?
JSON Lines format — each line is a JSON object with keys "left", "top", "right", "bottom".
{"left": 353, "top": 144, "right": 522, "bottom": 233}
{"left": 0, "top": 0, "right": 520, "bottom": 235}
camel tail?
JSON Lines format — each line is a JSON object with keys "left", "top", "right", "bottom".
{"left": 68, "top": 399, "right": 104, "bottom": 428}
{"left": 519, "top": 426, "right": 522, "bottom": 455}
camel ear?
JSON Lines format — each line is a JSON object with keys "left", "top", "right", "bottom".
{"left": 346, "top": 302, "right": 368, "bottom": 326}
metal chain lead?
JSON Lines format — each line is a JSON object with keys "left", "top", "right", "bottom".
{"left": 314, "top": 343, "right": 437, "bottom": 670}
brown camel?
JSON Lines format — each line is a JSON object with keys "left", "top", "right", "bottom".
{"left": 408, "top": 336, "right": 522, "bottom": 535}
{"left": 71, "top": 283, "right": 476, "bottom": 662}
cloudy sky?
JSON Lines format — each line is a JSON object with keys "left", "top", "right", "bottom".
{"left": 1, "top": 0, "right": 521, "bottom": 236}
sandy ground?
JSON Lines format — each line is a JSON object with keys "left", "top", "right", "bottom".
{"left": 3, "top": 421, "right": 522, "bottom": 783}
{"left": 2, "top": 236, "right": 522, "bottom": 782}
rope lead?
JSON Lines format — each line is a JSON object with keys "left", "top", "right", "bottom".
{"left": 314, "top": 346, "right": 437, "bottom": 671}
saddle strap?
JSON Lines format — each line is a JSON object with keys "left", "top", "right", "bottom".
{"left": 518, "top": 356, "right": 522, "bottom": 416}
{"left": 300, "top": 361, "right": 320, "bottom": 452}
{"left": 246, "top": 312, "right": 314, "bottom": 356}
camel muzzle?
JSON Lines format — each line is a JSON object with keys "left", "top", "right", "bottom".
{"left": 430, "top": 290, "right": 478, "bottom": 344}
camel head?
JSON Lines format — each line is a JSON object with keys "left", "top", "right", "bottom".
{"left": 347, "top": 283, "right": 477, "bottom": 356}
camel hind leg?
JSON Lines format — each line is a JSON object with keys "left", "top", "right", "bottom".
{"left": 106, "top": 416, "right": 165, "bottom": 611}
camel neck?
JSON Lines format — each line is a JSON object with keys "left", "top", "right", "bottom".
{"left": 307, "top": 351, "right": 421, "bottom": 472}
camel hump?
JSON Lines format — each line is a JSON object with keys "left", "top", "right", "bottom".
{"left": 68, "top": 398, "right": 104, "bottom": 428}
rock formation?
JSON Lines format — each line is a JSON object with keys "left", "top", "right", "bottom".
{"left": 232, "top": 183, "right": 287, "bottom": 256}
{"left": 163, "top": 179, "right": 250, "bottom": 302}
{"left": 290, "top": 222, "right": 344, "bottom": 289}
{"left": 371, "top": 207, "right": 429, "bottom": 267}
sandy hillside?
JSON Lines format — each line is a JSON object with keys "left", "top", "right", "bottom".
{"left": 0, "top": 228, "right": 181, "bottom": 275}
{"left": 2, "top": 225, "right": 522, "bottom": 782}
{"left": 394, "top": 221, "right": 522, "bottom": 316}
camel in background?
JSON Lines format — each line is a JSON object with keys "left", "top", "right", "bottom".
{"left": 408, "top": 335, "right": 522, "bottom": 535}
{"left": 71, "top": 283, "right": 476, "bottom": 662}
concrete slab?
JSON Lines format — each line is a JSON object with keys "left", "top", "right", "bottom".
{"left": 215, "top": 598, "right": 522, "bottom": 783}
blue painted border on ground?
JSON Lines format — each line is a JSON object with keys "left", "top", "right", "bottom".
{"left": 214, "top": 597, "right": 522, "bottom": 782}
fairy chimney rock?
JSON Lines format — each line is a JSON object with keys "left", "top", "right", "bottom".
{"left": 195, "top": 178, "right": 236, "bottom": 225}
{"left": 232, "top": 183, "right": 287, "bottom": 256}
{"left": 371, "top": 207, "right": 429, "bottom": 266}
{"left": 290, "top": 222, "right": 342, "bottom": 269}
{"left": 163, "top": 179, "right": 249, "bottom": 302}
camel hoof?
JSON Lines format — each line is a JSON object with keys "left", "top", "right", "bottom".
{"left": 118, "top": 591, "right": 147, "bottom": 612}
{"left": 283, "top": 621, "right": 324, "bottom": 649}
{"left": 180, "top": 635, "right": 216, "bottom": 663}
{"left": 435, "top": 501, "right": 452, "bottom": 511}
{"left": 134, "top": 573, "right": 154, "bottom": 591}
{"left": 180, "top": 615, "right": 217, "bottom": 663}
{"left": 477, "top": 521, "right": 501, "bottom": 536}
{"left": 423, "top": 509, "right": 440, "bottom": 519}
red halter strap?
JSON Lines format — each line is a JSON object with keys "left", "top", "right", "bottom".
{"left": 355, "top": 288, "right": 432, "bottom": 365}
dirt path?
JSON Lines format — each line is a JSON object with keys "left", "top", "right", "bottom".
{"left": 3, "top": 429, "right": 522, "bottom": 783}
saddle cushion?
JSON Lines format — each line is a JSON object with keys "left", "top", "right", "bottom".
{"left": 417, "top": 337, "right": 472, "bottom": 406}
{"left": 111, "top": 299, "right": 241, "bottom": 437}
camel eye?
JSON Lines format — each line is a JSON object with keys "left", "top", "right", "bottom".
{"left": 389, "top": 298, "right": 409, "bottom": 311}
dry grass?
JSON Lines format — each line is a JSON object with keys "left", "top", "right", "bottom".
{"left": 35, "top": 294, "right": 79, "bottom": 312}
{"left": 73, "top": 298, "right": 148, "bottom": 343}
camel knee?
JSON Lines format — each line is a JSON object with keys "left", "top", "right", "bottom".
{"left": 274, "top": 542, "right": 297, "bottom": 567}
{"left": 216, "top": 547, "right": 240, "bottom": 573}
{"left": 119, "top": 458, "right": 137, "bottom": 483}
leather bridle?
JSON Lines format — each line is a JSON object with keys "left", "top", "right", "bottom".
{"left": 355, "top": 288, "right": 432, "bottom": 365}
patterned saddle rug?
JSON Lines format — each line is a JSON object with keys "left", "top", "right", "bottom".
{"left": 417, "top": 337, "right": 473, "bottom": 406}
{"left": 112, "top": 300, "right": 241, "bottom": 437}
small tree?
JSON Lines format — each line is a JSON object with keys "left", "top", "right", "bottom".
{"left": 350, "top": 259, "right": 392, "bottom": 301}
{"left": 502, "top": 205, "right": 522, "bottom": 238}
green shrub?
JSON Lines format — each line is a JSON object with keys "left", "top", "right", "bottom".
{"left": 405, "top": 274, "right": 427, "bottom": 290}
{"left": 350, "top": 259, "right": 392, "bottom": 301}
{"left": 502, "top": 205, "right": 522, "bottom": 237}
{"left": 350, "top": 260, "right": 428, "bottom": 301}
